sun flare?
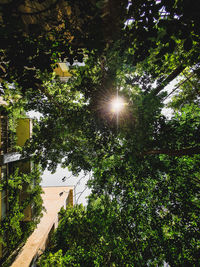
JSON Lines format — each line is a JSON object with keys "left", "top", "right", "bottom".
{"left": 111, "top": 97, "right": 125, "bottom": 113}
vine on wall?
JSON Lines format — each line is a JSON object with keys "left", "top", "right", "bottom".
{"left": 0, "top": 166, "right": 43, "bottom": 266}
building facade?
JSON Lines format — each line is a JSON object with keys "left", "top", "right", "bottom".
{"left": 0, "top": 112, "right": 39, "bottom": 260}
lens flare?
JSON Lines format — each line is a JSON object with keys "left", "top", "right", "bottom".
{"left": 111, "top": 97, "right": 125, "bottom": 113}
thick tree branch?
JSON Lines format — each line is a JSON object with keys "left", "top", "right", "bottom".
{"left": 163, "top": 71, "right": 196, "bottom": 100}
{"left": 142, "top": 146, "right": 200, "bottom": 156}
{"left": 152, "top": 65, "right": 186, "bottom": 95}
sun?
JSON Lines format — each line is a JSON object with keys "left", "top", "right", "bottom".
{"left": 110, "top": 97, "right": 125, "bottom": 113}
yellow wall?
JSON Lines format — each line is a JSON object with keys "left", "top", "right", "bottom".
{"left": 54, "top": 63, "right": 71, "bottom": 77}
{"left": 68, "top": 189, "right": 73, "bottom": 206}
{"left": 23, "top": 204, "right": 32, "bottom": 222}
{"left": 16, "top": 119, "right": 32, "bottom": 222}
{"left": 16, "top": 118, "right": 31, "bottom": 147}
{"left": 20, "top": 189, "right": 32, "bottom": 222}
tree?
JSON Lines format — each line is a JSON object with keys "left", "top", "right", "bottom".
{"left": 167, "top": 67, "right": 200, "bottom": 110}
{"left": 1, "top": 0, "right": 200, "bottom": 100}
{"left": 34, "top": 64, "right": 200, "bottom": 266}
{"left": 38, "top": 141, "right": 200, "bottom": 266}
{"left": 38, "top": 198, "right": 143, "bottom": 266}
{"left": 1, "top": 1, "right": 200, "bottom": 266}
{"left": 0, "top": 0, "right": 128, "bottom": 97}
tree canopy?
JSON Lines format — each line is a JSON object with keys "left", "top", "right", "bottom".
{"left": 1, "top": 0, "right": 200, "bottom": 266}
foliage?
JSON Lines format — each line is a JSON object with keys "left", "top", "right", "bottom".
{"left": 0, "top": 166, "right": 43, "bottom": 266}
{"left": 38, "top": 202, "right": 126, "bottom": 267}
{"left": 36, "top": 82, "right": 200, "bottom": 266}
{"left": 39, "top": 150, "right": 200, "bottom": 266}
{"left": 168, "top": 67, "right": 200, "bottom": 110}
{"left": 1, "top": 0, "right": 200, "bottom": 100}
{"left": 1, "top": 1, "right": 200, "bottom": 266}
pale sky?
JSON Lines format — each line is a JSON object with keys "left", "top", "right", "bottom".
{"left": 41, "top": 167, "right": 91, "bottom": 206}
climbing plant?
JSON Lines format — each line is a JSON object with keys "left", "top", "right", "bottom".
{"left": 0, "top": 167, "right": 43, "bottom": 266}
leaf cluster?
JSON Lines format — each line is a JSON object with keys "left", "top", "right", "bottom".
{"left": 0, "top": 166, "right": 43, "bottom": 266}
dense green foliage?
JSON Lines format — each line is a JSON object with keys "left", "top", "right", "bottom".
{"left": 0, "top": 105, "right": 43, "bottom": 265}
{"left": 0, "top": 167, "right": 43, "bottom": 266}
{"left": 37, "top": 99, "right": 200, "bottom": 266}
{"left": 1, "top": 0, "right": 200, "bottom": 97}
{"left": 1, "top": 0, "right": 200, "bottom": 266}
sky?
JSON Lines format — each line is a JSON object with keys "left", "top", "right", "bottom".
{"left": 162, "top": 80, "right": 177, "bottom": 118}
{"left": 41, "top": 166, "right": 91, "bottom": 206}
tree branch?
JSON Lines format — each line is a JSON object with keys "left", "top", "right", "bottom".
{"left": 152, "top": 65, "right": 186, "bottom": 95}
{"left": 142, "top": 146, "right": 200, "bottom": 156}
{"left": 163, "top": 71, "right": 196, "bottom": 101}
